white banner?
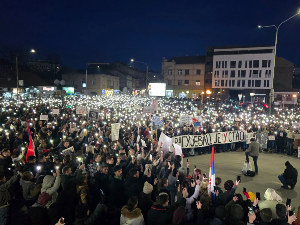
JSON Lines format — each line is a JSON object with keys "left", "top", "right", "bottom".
{"left": 158, "top": 133, "right": 173, "bottom": 153}
{"left": 76, "top": 106, "right": 89, "bottom": 114}
{"left": 40, "top": 115, "right": 48, "bottom": 120}
{"left": 173, "top": 131, "right": 247, "bottom": 148}
{"left": 53, "top": 109, "right": 59, "bottom": 114}
{"left": 111, "top": 123, "right": 120, "bottom": 141}
{"left": 180, "top": 115, "right": 193, "bottom": 126}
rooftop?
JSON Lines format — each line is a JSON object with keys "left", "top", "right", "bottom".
{"left": 167, "top": 55, "right": 206, "bottom": 64}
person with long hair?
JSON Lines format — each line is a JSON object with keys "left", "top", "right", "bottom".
{"left": 120, "top": 196, "right": 145, "bottom": 225}
{"left": 147, "top": 193, "right": 171, "bottom": 225}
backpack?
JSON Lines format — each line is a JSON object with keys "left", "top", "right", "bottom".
{"left": 245, "top": 171, "right": 256, "bottom": 177}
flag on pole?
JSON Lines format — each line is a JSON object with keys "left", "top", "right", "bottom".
{"left": 208, "top": 146, "right": 215, "bottom": 203}
{"left": 26, "top": 119, "right": 35, "bottom": 162}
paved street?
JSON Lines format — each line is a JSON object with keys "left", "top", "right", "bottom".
{"left": 186, "top": 151, "right": 300, "bottom": 204}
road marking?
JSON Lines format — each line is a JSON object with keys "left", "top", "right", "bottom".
{"left": 271, "top": 181, "right": 282, "bottom": 185}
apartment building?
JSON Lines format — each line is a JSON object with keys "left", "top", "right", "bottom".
{"left": 162, "top": 55, "right": 206, "bottom": 98}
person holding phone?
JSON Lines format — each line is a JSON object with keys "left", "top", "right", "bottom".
{"left": 245, "top": 138, "right": 261, "bottom": 175}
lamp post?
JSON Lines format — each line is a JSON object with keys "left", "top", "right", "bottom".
{"left": 258, "top": 9, "right": 300, "bottom": 116}
{"left": 131, "top": 59, "right": 148, "bottom": 91}
{"left": 16, "top": 49, "right": 35, "bottom": 100}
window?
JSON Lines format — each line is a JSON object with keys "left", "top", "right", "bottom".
{"left": 196, "top": 69, "right": 201, "bottom": 75}
{"left": 216, "top": 61, "right": 221, "bottom": 68}
{"left": 259, "top": 70, "right": 262, "bottom": 78}
{"left": 107, "top": 80, "right": 111, "bottom": 87}
{"left": 230, "top": 61, "right": 236, "bottom": 68}
{"left": 232, "top": 80, "right": 235, "bottom": 87}
{"left": 178, "top": 80, "right": 182, "bottom": 85}
{"left": 184, "top": 80, "right": 189, "bottom": 85}
{"left": 185, "top": 70, "right": 189, "bottom": 75}
{"left": 253, "top": 70, "right": 259, "bottom": 78}
{"left": 178, "top": 70, "right": 182, "bottom": 75}
{"left": 241, "top": 70, "right": 246, "bottom": 77}
{"left": 267, "top": 80, "right": 269, "bottom": 87}
{"left": 81, "top": 77, "right": 85, "bottom": 84}
{"left": 230, "top": 70, "right": 235, "bottom": 77}
{"left": 238, "top": 61, "right": 242, "bottom": 68}
{"left": 249, "top": 60, "right": 252, "bottom": 68}
{"left": 222, "top": 61, "right": 225, "bottom": 68}
{"left": 229, "top": 80, "right": 232, "bottom": 87}
{"left": 238, "top": 70, "right": 240, "bottom": 77}
{"left": 237, "top": 80, "right": 241, "bottom": 87}
{"left": 224, "top": 70, "right": 228, "bottom": 78}
{"left": 245, "top": 60, "right": 247, "bottom": 68}
{"left": 167, "top": 80, "right": 172, "bottom": 85}
{"left": 225, "top": 61, "right": 227, "bottom": 68}
{"left": 225, "top": 80, "right": 228, "bottom": 87}
{"left": 196, "top": 80, "right": 200, "bottom": 86}
{"left": 168, "top": 70, "right": 172, "bottom": 75}
{"left": 215, "top": 80, "right": 219, "bottom": 87}
{"left": 205, "top": 80, "right": 212, "bottom": 84}
{"left": 221, "top": 80, "right": 224, "bottom": 86}
{"left": 252, "top": 80, "right": 254, "bottom": 87}
{"left": 264, "top": 80, "right": 266, "bottom": 87}
{"left": 255, "top": 80, "right": 261, "bottom": 87}
{"left": 264, "top": 80, "right": 270, "bottom": 87}
{"left": 92, "top": 77, "right": 96, "bottom": 85}
{"left": 248, "top": 80, "right": 251, "bottom": 87}
{"left": 214, "top": 71, "right": 219, "bottom": 78}
{"left": 249, "top": 70, "right": 252, "bottom": 77}
{"left": 262, "top": 60, "right": 268, "bottom": 67}
{"left": 253, "top": 60, "right": 259, "bottom": 68}
{"left": 242, "top": 80, "right": 245, "bottom": 87}
{"left": 268, "top": 60, "right": 271, "bottom": 67}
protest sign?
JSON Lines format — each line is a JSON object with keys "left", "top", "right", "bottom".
{"left": 40, "top": 115, "right": 48, "bottom": 120}
{"left": 158, "top": 133, "right": 173, "bottom": 153}
{"left": 268, "top": 136, "right": 275, "bottom": 141}
{"left": 246, "top": 132, "right": 256, "bottom": 144}
{"left": 76, "top": 106, "right": 88, "bottom": 114}
{"left": 173, "top": 143, "right": 182, "bottom": 156}
{"left": 143, "top": 105, "right": 156, "bottom": 114}
{"left": 180, "top": 115, "right": 193, "bottom": 126}
{"left": 111, "top": 123, "right": 120, "bottom": 141}
{"left": 294, "top": 134, "right": 300, "bottom": 139}
{"left": 173, "top": 131, "right": 246, "bottom": 148}
{"left": 89, "top": 109, "right": 99, "bottom": 121}
{"left": 53, "top": 109, "right": 59, "bottom": 114}
{"left": 152, "top": 116, "right": 163, "bottom": 128}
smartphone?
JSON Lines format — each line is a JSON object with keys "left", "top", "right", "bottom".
{"left": 176, "top": 180, "right": 179, "bottom": 187}
{"left": 187, "top": 159, "right": 189, "bottom": 162}
{"left": 79, "top": 162, "right": 83, "bottom": 166}
{"left": 60, "top": 218, "right": 64, "bottom": 223}
{"left": 197, "top": 175, "right": 199, "bottom": 180}
{"left": 100, "top": 189, "right": 104, "bottom": 195}
{"left": 243, "top": 187, "right": 246, "bottom": 193}
{"left": 194, "top": 165, "right": 196, "bottom": 168}
{"left": 150, "top": 155, "right": 153, "bottom": 161}
{"left": 214, "top": 186, "right": 216, "bottom": 192}
{"left": 191, "top": 179, "right": 194, "bottom": 184}
{"left": 256, "top": 192, "right": 261, "bottom": 200}
{"left": 203, "top": 173, "right": 206, "bottom": 178}
{"left": 237, "top": 175, "right": 241, "bottom": 182}
{"left": 249, "top": 207, "right": 254, "bottom": 215}
{"left": 289, "top": 211, "right": 294, "bottom": 216}
{"left": 286, "top": 198, "right": 291, "bottom": 207}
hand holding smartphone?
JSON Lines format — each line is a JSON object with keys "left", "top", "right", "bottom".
{"left": 256, "top": 192, "right": 261, "bottom": 200}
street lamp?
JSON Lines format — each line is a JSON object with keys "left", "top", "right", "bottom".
{"left": 16, "top": 49, "right": 36, "bottom": 99}
{"left": 258, "top": 9, "right": 300, "bottom": 116}
{"left": 130, "top": 58, "right": 148, "bottom": 91}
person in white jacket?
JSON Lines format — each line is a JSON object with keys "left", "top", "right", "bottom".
{"left": 185, "top": 179, "right": 200, "bottom": 221}
{"left": 40, "top": 170, "right": 61, "bottom": 208}
{"left": 120, "top": 196, "right": 145, "bottom": 225}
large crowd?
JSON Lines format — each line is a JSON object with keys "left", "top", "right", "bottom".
{"left": 0, "top": 95, "right": 299, "bottom": 225}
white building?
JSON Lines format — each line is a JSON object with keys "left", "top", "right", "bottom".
{"left": 212, "top": 46, "right": 274, "bottom": 90}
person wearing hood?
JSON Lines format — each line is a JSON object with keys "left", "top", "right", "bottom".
{"left": 40, "top": 171, "right": 61, "bottom": 208}
{"left": 225, "top": 196, "right": 246, "bottom": 225}
{"left": 120, "top": 196, "right": 145, "bottom": 225}
{"left": 19, "top": 171, "right": 38, "bottom": 207}
{"left": 278, "top": 161, "right": 298, "bottom": 189}
{"left": 0, "top": 171, "right": 21, "bottom": 225}
{"left": 125, "top": 168, "right": 147, "bottom": 201}
{"left": 138, "top": 181, "right": 154, "bottom": 223}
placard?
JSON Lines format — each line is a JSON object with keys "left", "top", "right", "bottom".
{"left": 268, "top": 136, "right": 275, "bottom": 141}
{"left": 180, "top": 115, "right": 193, "bottom": 126}
{"left": 40, "top": 115, "right": 48, "bottom": 120}
{"left": 294, "top": 134, "right": 300, "bottom": 139}
{"left": 298, "top": 147, "right": 300, "bottom": 158}
{"left": 53, "top": 109, "right": 59, "bottom": 114}
{"left": 152, "top": 116, "right": 163, "bottom": 127}
{"left": 111, "top": 123, "right": 120, "bottom": 141}
{"left": 192, "top": 116, "right": 202, "bottom": 127}
{"left": 76, "top": 106, "right": 88, "bottom": 114}
{"left": 143, "top": 106, "right": 156, "bottom": 114}
{"left": 89, "top": 109, "right": 99, "bottom": 121}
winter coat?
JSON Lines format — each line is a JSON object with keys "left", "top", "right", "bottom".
{"left": 147, "top": 205, "right": 172, "bottom": 225}
{"left": 246, "top": 141, "right": 261, "bottom": 157}
{"left": 87, "top": 162, "right": 98, "bottom": 184}
{"left": 138, "top": 192, "right": 153, "bottom": 222}
{"left": 282, "top": 164, "right": 298, "bottom": 186}
{"left": 108, "top": 176, "right": 126, "bottom": 209}
{"left": 120, "top": 206, "right": 145, "bottom": 225}
{"left": 60, "top": 169, "right": 83, "bottom": 197}
{"left": 258, "top": 200, "right": 285, "bottom": 220}
{"left": 125, "top": 175, "right": 144, "bottom": 200}
{"left": 0, "top": 175, "right": 19, "bottom": 206}
{"left": 74, "top": 203, "right": 105, "bottom": 225}
{"left": 41, "top": 175, "right": 61, "bottom": 208}
{"left": 186, "top": 184, "right": 200, "bottom": 220}
{"left": 19, "top": 179, "right": 37, "bottom": 201}
{"left": 216, "top": 185, "right": 237, "bottom": 206}
{"left": 225, "top": 202, "right": 245, "bottom": 225}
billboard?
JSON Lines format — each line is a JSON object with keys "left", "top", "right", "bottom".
{"left": 148, "top": 83, "right": 166, "bottom": 97}
{"left": 62, "top": 87, "right": 75, "bottom": 95}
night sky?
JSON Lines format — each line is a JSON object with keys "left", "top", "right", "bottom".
{"left": 0, "top": 0, "right": 299, "bottom": 71}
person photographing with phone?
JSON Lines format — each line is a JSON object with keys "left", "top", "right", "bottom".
{"left": 245, "top": 138, "right": 261, "bottom": 175}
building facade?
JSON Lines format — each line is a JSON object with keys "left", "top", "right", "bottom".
{"left": 62, "top": 68, "right": 119, "bottom": 95}
{"left": 162, "top": 55, "right": 206, "bottom": 98}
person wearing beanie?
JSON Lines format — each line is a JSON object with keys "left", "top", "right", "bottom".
{"left": 138, "top": 182, "right": 154, "bottom": 222}
{"left": 108, "top": 165, "right": 126, "bottom": 209}
{"left": 278, "top": 161, "right": 298, "bottom": 189}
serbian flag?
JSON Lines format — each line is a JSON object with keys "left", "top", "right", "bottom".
{"left": 208, "top": 146, "right": 215, "bottom": 203}
{"left": 26, "top": 119, "right": 35, "bottom": 162}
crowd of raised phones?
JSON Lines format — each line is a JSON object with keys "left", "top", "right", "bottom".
{"left": 0, "top": 98, "right": 299, "bottom": 225}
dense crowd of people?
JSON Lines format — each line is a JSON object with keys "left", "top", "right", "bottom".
{"left": 0, "top": 95, "right": 299, "bottom": 225}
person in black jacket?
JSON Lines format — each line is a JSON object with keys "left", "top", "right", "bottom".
{"left": 147, "top": 192, "right": 171, "bottom": 225}
{"left": 125, "top": 168, "right": 146, "bottom": 201}
{"left": 278, "top": 161, "right": 298, "bottom": 189}
{"left": 108, "top": 165, "right": 126, "bottom": 209}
